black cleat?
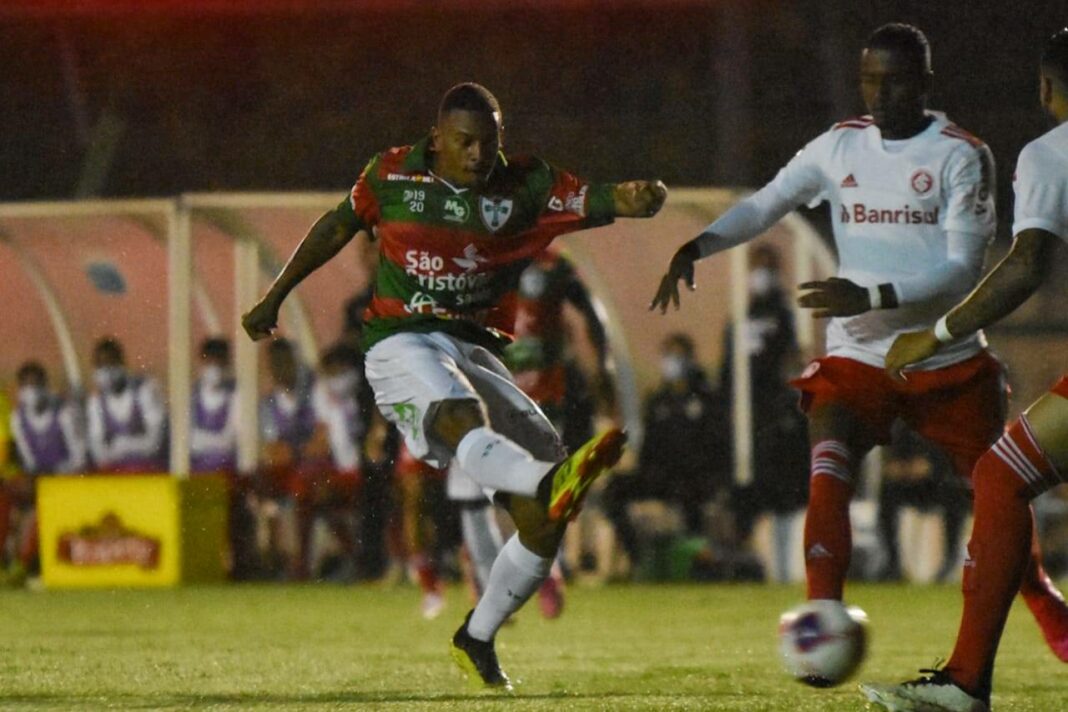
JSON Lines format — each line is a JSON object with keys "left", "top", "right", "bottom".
{"left": 450, "top": 611, "right": 513, "bottom": 691}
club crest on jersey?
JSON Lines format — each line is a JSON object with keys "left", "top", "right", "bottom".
{"left": 479, "top": 197, "right": 514, "bottom": 233}
{"left": 910, "top": 169, "right": 934, "bottom": 196}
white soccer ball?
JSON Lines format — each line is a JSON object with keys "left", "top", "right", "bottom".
{"left": 778, "top": 599, "right": 869, "bottom": 687}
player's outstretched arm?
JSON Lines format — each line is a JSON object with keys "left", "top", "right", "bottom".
{"left": 649, "top": 242, "right": 698, "bottom": 314}
{"left": 241, "top": 210, "right": 358, "bottom": 341}
{"left": 885, "top": 229, "right": 1057, "bottom": 376}
{"left": 612, "top": 180, "right": 668, "bottom": 218}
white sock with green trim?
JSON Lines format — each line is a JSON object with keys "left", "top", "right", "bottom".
{"left": 467, "top": 534, "right": 551, "bottom": 641}
{"left": 455, "top": 427, "right": 554, "bottom": 498}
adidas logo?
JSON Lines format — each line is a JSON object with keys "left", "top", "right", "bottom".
{"left": 840, "top": 174, "right": 858, "bottom": 188}
{"left": 807, "top": 543, "right": 833, "bottom": 560}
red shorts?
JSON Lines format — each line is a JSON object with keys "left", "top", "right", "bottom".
{"left": 791, "top": 352, "right": 1008, "bottom": 478}
{"left": 1051, "top": 376, "right": 1068, "bottom": 400}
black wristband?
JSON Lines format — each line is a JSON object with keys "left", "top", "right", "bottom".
{"left": 878, "top": 283, "right": 898, "bottom": 310}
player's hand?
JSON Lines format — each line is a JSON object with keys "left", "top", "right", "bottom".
{"left": 614, "top": 180, "right": 668, "bottom": 218}
{"left": 649, "top": 246, "right": 697, "bottom": 313}
{"left": 798, "top": 278, "right": 870, "bottom": 318}
{"left": 885, "top": 329, "right": 940, "bottom": 382}
{"left": 241, "top": 295, "right": 282, "bottom": 341}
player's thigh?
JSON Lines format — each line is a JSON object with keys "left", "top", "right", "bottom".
{"left": 364, "top": 332, "right": 481, "bottom": 467}
{"left": 1023, "top": 387, "right": 1068, "bottom": 473}
{"left": 462, "top": 344, "right": 564, "bottom": 463}
{"left": 791, "top": 357, "right": 893, "bottom": 452}
{"left": 907, "top": 355, "right": 1007, "bottom": 478}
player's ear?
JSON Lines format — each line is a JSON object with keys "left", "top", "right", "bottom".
{"left": 1040, "top": 75, "right": 1054, "bottom": 107}
{"left": 430, "top": 125, "right": 442, "bottom": 152}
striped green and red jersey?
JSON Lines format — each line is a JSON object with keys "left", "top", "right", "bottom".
{"left": 335, "top": 137, "right": 616, "bottom": 354}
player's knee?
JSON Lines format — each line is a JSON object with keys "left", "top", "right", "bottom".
{"left": 507, "top": 495, "right": 563, "bottom": 557}
{"left": 429, "top": 399, "right": 487, "bottom": 451}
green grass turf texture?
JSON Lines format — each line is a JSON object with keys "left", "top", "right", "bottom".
{"left": 0, "top": 582, "right": 1062, "bottom": 710}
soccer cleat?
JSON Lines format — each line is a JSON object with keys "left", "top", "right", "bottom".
{"left": 860, "top": 668, "right": 988, "bottom": 712}
{"left": 450, "top": 611, "right": 513, "bottom": 691}
{"left": 537, "top": 571, "right": 565, "bottom": 619}
{"left": 547, "top": 428, "right": 627, "bottom": 522}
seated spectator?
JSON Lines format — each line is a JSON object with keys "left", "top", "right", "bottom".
{"left": 189, "top": 337, "right": 256, "bottom": 579}
{"left": 190, "top": 337, "right": 238, "bottom": 475}
{"left": 296, "top": 343, "right": 372, "bottom": 581}
{"left": 257, "top": 338, "right": 317, "bottom": 579}
{"left": 6, "top": 360, "right": 87, "bottom": 580}
{"left": 603, "top": 333, "right": 730, "bottom": 569}
{"left": 86, "top": 337, "right": 167, "bottom": 473}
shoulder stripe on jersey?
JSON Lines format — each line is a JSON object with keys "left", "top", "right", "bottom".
{"left": 940, "top": 126, "right": 985, "bottom": 148}
{"left": 834, "top": 116, "right": 874, "bottom": 130}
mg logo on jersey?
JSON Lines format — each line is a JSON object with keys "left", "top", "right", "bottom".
{"left": 443, "top": 196, "right": 470, "bottom": 223}
{"left": 452, "top": 244, "right": 488, "bottom": 273}
{"left": 479, "top": 197, "right": 513, "bottom": 233}
{"left": 910, "top": 169, "right": 935, "bottom": 195}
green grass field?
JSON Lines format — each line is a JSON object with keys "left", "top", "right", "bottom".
{"left": 0, "top": 582, "right": 1063, "bottom": 710}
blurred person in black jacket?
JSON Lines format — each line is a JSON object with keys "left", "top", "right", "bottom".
{"left": 723, "top": 245, "right": 809, "bottom": 581}
{"left": 603, "top": 333, "right": 730, "bottom": 564}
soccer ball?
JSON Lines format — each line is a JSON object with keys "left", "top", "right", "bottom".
{"left": 778, "top": 600, "right": 869, "bottom": 687}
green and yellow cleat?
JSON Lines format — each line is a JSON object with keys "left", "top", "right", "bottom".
{"left": 450, "top": 611, "right": 513, "bottom": 692}
{"left": 547, "top": 428, "right": 627, "bottom": 522}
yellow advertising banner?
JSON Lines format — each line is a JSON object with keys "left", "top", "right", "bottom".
{"left": 37, "top": 475, "right": 227, "bottom": 588}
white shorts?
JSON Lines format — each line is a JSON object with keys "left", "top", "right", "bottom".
{"left": 364, "top": 332, "right": 564, "bottom": 484}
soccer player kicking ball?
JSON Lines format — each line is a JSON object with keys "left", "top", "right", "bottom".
{"left": 652, "top": 22, "right": 1068, "bottom": 664}
{"left": 861, "top": 29, "right": 1068, "bottom": 712}
{"left": 243, "top": 82, "right": 666, "bottom": 690}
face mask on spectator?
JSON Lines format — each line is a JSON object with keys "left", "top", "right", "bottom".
{"left": 748, "top": 267, "right": 777, "bottom": 298}
{"left": 17, "top": 385, "right": 44, "bottom": 411}
{"left": 660, "top": 355, "right": 687, "bottom": 382}
{"left": 93, "top": 365, "right": 125, "bottom": 392}
{"left": 201, "top": 364, "right": 225, "bottom": 388}
{"left": 326, "top": 370, "right": 358, "bottom": 397}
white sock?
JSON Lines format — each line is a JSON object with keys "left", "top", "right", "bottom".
{"left": 467, "top": 535, "right": 551, "bottom": 641}
{"left": 455, "top": 426, "right": 554, "bottom": 498}
{"left": 462, "top": 505, "right": 503, "bottom": 593}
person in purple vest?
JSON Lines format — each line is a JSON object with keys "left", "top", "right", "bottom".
{"left": 86, "top": 337, "right": 167, "bottom": 474}
{"left": 257, "top": 338, "right": 318, "bottom": 579}
{"left": 189, "top": 337, "right": 257, "bottom": 580}
{"left": 190, "top": 337, "right": 238, "bottom": 475}
{"left": 6, "top": 360, "right": 87, "bottom": 580}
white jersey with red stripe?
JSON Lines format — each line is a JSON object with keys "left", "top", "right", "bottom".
{"left": 771, "top": 111, "right": 996, "bottom": 369}
{"left": 1012, "top": 120, "right": 1068, "bottom": 243}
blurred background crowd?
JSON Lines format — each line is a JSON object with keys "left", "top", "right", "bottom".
{"left": 3, "top": 0, "right": 1068, "bottom": 603}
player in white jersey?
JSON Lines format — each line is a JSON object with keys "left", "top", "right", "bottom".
{"left": 652, "top": 22, "right": 1068, "bottom": 652}
{"left": 862, "top": 28, "right": 1068, "bottom": 712}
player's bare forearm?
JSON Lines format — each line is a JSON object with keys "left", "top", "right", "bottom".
{"left": 613, "top": 180, "right": 667, "bottom": 218}
{"left": 266, "top": 210, "right": 356, "bottom": 304}
{"left": 944, "top": 229, "right": 1056, "bottom": 336}
{"left": 242, "top": 210, "right": 356, "bottom": 340}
